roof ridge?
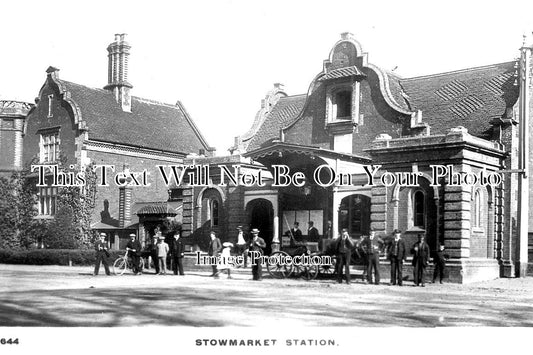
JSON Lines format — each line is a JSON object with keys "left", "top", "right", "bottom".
{"left": 133, "top": 96, "right": 180, "bottom": 108}
{"left": 402, "top": 61, "right": 516, "bottom": 81}
{"left": 60, "top": 79, "right": 181, "bottom": 108}
{"left": 60, "top": 79, "right": 109, "bottom": 93}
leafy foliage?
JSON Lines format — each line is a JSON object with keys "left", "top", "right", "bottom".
{"left": 0, "top": 161, "right": 98, "bottom": 250}
{"left": 50, "top": 163, "right": 98, "bottom": 249}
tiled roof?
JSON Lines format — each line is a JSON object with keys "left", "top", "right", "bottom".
{"left": 319, "top": 66, "right": 365, "bottom": 81}
{"left": 136, "top": 202, "right": 181, "bottom": 216}
{"left": 401, "top": 62, "right": 519, "bottom": 138}
{"left": 385, "top": 71, "right": 411, "bottom": 112}
{"left": 247, "top": 94, "right": 306, "bottom": 151}
{"left": 58, "top": 79, "right": 211, "bottom": 154}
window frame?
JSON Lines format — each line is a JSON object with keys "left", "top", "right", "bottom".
{"left": 38, "top": 128, "right": 61, "bottom": 163}
{"left": 472, "top": 188, "right": 482, "bottom": 229}
{"left": 38, "top": 185, "right": 58, "bottom": 217}
{"left": 210, "top": 198, "right": 220, "bottom": 227}
{"left": 411, "top": 189, "right": 426, "bottom": 229}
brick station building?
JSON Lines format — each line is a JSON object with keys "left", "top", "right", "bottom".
{"left": 23, "top": 34, "right": 214, "bottom": 249}
{"left": 181, "top": 32, "right": 531, "bottom": 283}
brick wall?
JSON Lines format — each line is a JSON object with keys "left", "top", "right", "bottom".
{"left": 87, "top": 149, "right": 179, "bottom": 224}
{"left": 23, "top": 80, "right": 78, "bottom": 167}
{"left": 283, "top": 71, "right": 409, "bottom": 157}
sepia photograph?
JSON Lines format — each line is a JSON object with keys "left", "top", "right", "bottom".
{"left": 0, "top": 0, "right": 532, "bottom": 354}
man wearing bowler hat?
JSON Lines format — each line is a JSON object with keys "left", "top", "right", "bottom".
{"left": 94, "top": 233, "right": 111, "bottom": 276}
{"left": 387, "top": 229, "right": 406, "bottom": 286}
{"left": 249, "top": 228, "right": 266, "bottom": 280}
{"left": 126, "top": 233, "right": 142, "bottom": 275}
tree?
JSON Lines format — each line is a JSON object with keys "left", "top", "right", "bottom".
{"left": 0, "top": 175, "right": 20, "bottom": 249}
{"left": 0, "top": 160, "right": 98, "bottom": 250}
{"left": 50, "top": 163, "right": 98, "bottom": 249}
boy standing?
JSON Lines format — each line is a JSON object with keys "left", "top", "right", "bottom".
{"left": 157, "top": 236, "right": 169, "bottom": 275}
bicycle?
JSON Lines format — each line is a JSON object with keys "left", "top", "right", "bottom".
{"left": 113, "top": 250, "right": 145, "bottom": 275}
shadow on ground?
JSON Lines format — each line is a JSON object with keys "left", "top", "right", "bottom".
{"left": 1, "top": 279, "right": 533, "bottom": 327}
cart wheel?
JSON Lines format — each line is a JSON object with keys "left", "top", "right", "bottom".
{"left": 113, "top": 257, "right": 127, "bottom": 276}
{"left": 307, "top": 263, "right": 320, "bottom": 280}
{"left": 319, "top": 255, "right": 337, "bottom": 277}
{"left": 267, "top": 251, "right": 293, "bottom": 278}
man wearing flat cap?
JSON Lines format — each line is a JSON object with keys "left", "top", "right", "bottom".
{"left": 387, "top": 229, "right": 406, "bottom": 286}
{"left": 411, "top": 233, "right": 430, "bottom": 286}
{"left": 249, "top": 228, "right": 266, "bottom": 281}
{"left": 126, "top": 233, "right": 142, "bottom": 275}
{"left": 361, "top": 227, "right": 384, "bottom": 285}
{"left": 94, "top": 233, "right": 111, "bottom": 276}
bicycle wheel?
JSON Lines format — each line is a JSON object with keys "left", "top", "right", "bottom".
{"left": 266, "top": 251, "right": 292, "bottom": 278}
{"left": 113, "top": 257, "right": 127, "bottom": 276}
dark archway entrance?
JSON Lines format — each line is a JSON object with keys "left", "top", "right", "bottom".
{"left": 338, "top": 194, "right": 371, "bottom": 238}
{"left": 246, "top": 199, "right": 274, "bottom": 255}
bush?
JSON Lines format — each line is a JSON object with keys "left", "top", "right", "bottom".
{"left": 0, "top": 249, "right": 123, "bottom": 266}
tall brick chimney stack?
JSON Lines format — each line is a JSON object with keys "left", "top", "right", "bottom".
{"left": 104, "top": 33, "right": 133, "bottom": 112}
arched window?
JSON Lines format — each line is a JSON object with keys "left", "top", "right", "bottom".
{"left": 211, "top": 199, "right": 219, "bottom": 227}
{"left": 473, "top": 189, "right": 481, "bottom": 228}
{"left": 414, "top": 190, "right": 425, "bottom": 228}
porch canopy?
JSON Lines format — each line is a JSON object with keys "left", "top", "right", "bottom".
{"left": 244, "top": 141, "right": 371, "bottom": 178}
{"left": 245, "top": 142, "right": 373, "bottom": 241}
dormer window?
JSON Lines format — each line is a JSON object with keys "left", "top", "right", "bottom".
{"left": 325, "top": 82, "right": 359, "bottom": 125}
{"left": 335, "top": 90, "right": 352, "bottom": 119}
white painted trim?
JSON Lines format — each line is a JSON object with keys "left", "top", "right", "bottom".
{"left": 85, "top": 140, "right": 185, "bottom": 163}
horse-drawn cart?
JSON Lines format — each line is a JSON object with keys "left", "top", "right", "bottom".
{"left": 267, "top": 244, "right": 322, "bottom": 280}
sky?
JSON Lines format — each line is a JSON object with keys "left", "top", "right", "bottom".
{"left": 1, "top": 0, "right": 533, "bottom": 155}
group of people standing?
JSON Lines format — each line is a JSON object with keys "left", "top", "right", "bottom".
{"left": 93, "top": 224, "right": 449, "bottom": 285}
{"left": 208, "top": 226, "right": 266, "bottom": 280}
{"left": 334, "top": 228, "right": 449, "bottom": 286}
{"left": 93, "top": 229, "right": 186, "bottom": 276}
{"left": 141, "top": 230, "right": 185, "bottom": 276}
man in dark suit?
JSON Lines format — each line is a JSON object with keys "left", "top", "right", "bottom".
{"left": 308, "top": 221, "right": 319, "bottom": 240}
{"left": 287, "top": 222, "right": 303, "bottom": 246}
{"left": 170, "top": 231, "right": 185, "bottom": 276}
{"left": 126, "top": 233, "right": 142, "bottom": 275}
{"left": 208, "top": 230, "right": 222, "bottom": 277}
{"left": 361, "top": 227, "right": 384, "bottom": 285}
{"left": 150, "top": 234, "right": 160, "bottom": 274}
{"left": 93, "top": 233, "right": 111, "bottom": 276}
{"left": 335, "top": 228, "right": 354, "bottom": 284}
{"left": 411, "top": 234, "right": 430, "bottom": 286}
{"left": 432, "top": 243, "right": 449, "bottom": 284}
{"left": 387, "top": 229, "right": 406, "bottom": 286}
{"left": 249, "top": 228, "right": 266, "bottom": 281}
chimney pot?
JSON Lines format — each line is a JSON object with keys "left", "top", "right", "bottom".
{"left": 105, "top": 33, "right": 132, "bottom": 112}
